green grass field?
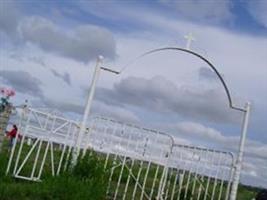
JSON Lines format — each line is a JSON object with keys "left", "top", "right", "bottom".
{"left": 0, "top": 139, "right": 261, "bottom": 200}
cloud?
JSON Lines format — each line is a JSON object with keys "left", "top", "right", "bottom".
{"left": 50, "top": 69, "right": 71, "bottom": 86}
{"left": 40, "top": 98, "right": 139, "bottom": 123}
{"left": 174, "top": 121, "right": 225, "bottom": 143}
{"left": 168, "top": 121, "right": 267, "bottom": 159}
{"left": 0, "top": 70, "right": 44, "bottom": 98}
{"left": 246, "top": 0, "right": 267, "bottom": 28}
{"left": 242, "top": 158, "right": 267, "bottom": 187}
{"left": 96, "top": 76, "right": 241, "bottom": 124}
{"left": 198, "top": 67, "right": 218, "bottom": 81}
{"left": 18, "top": 16, "right": 116, "bottom": 63}
{"left": 27, "top": 56, "right": 47, "bottom": 68}
{"left": 159, "top": 0, "right": 233, "bottom": 24}
{"left": 160, "top": 120, "right": 267, "bottom": 187}
{"left": 0, "top": 0, "right": 19, "bottom": 37}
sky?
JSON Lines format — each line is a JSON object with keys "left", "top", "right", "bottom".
{"left": 0, "top": 0, "right": 267, "bottom": 188}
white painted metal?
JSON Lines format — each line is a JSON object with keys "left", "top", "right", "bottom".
{"left": 72, "top": 55, "right": 103, "bottom": 165}
{"left": 6, "top": 108, "right": 79, "bottom": 180}
{"left": 167, "top": 144, "right": 234, "bottom": 200}
{"left": 6, "top": 107, "right": 236, "bottom": 200}
{"left": 230, "top": 102, "right": 251, "bottom": 200}
{"left": 184, "top": 32, "right": 195, "bottom": 50}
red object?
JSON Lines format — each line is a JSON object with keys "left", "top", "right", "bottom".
{"left": 7, "top": 128, "right": 21, "bottom": 139}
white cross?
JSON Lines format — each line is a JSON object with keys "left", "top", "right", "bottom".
{"left": 184, "top": 32, "right": 195, "bottom": 50}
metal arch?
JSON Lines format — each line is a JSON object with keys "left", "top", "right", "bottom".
{"left": 121, "top": 47, "right": 246, "bottom": 112}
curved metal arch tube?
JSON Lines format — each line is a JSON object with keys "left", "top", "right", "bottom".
{"left": 120, "top": 47, "right": 245, "bottom": 112}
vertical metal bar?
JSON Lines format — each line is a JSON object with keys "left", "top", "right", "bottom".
{"left": 103, "top": 119, "right": 119, "bottom": 169}
{"left": 170, "top": 168, "right": 179, "bottom": 200}
{"left": 211, "top": 152, "right": 223, "bottom": 200}
{"left": 57, "top": 122, "right": 72, "bottom": 175}
{"left": 218, "top": 156, "right": 227, "bottom": 200}
{"left": 7, "top": 109, "right": 31, "bottom": 175}
{"left": 184, "top": 146, "right": 196, "bottom": 199}
{"left": 82, "top": 118, "right": 95, "bottom": 156}
{"left": 37, "top": 141, "right": 50, "bottom": 179}
{"left": 230, "top": 102, "right": 250, "bottom": 200}
{"left": 164, "top": 167, "right": 174, "bottom": 200}
{"left": 203, "top": 150, "right": 216, "bottom": 200}
{"left": 64, "top": 121, "right": 78, "bottom": 171}
{"left": 122, "top": 126, "right": 141, "bottom": 200}
{"left": 131, "top": 160, "right": 144, "bottom": 200}
{"left": 140, "top": 161, "right": 152, "bottom": 200}
{"left": 196, "top": 148, "right": 210, "bottom": 200}
{"left": 72, "top": 56, "right": 103, "bottom": 165}
{"left": 149, "top": 165, "right": 160, "bottom": 199}
{"left": 47, "top": 115, "right": 56, "bottom": 176}
{"left": 12, "top": 124, "right": 29, "bottom": 175}
{"left": 6, "top": 107, "right": 26, "bottom": 174}
{"left": 191, "top": 148, "right": 204, "bottom": 199}
{"left": 36, "top": 113, "right": 52, "bottom": 179}
{"left": 171, "top": 148, "right": 183, "bottom": 200}
{"left": 31, "top": 139, "right": 43, "bottom": 179}
{"left": 104, "top": 153, "right": 110, "bottom": 169}
{"left": 157, "top": 144, "right": 172, "bottom": 200}
{"left": 225, "top": 158, "right": 235, "bottom": 200}
{"left": 196, "top": 149, "right": 207, "bottom": 200}
{"left": 50, "top": 142, "right": 55, "bottom": 176}
{"left": 114, "top": 156, "right": 127, "bottom": 200}
{"left": 177, "top": 148, "right": 186, "bottom": 200}
{"left": 140, "top": 131, "right": 159, "bottom": 200}
{"left": 122, "top": 158, "right": 135, "bottom": 200}
{"left": 15, "top": 138, "right": 40, "bottom": 176}
{"left": 106, "top": 154, "right": 118, "bottom": 197}
{"left": 131, "top": 127, "right": 147, "bottom": 200}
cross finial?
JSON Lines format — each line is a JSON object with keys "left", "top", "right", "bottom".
{"left": 184, "top": 32, "right": 195, "bottom": 50}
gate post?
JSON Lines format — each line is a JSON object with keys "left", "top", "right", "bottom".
{"left": 230, "top": 102, "right": 251, "bottom": 200}
{"left": 71, "top": 56, "right": 103, "bottom": 165}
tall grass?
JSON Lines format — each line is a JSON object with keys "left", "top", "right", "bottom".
{"left": 0, "top": 151, "right": 109, "bottom": 200}
{"left": 0, "top": 141, "right": 261, "bottom": 200}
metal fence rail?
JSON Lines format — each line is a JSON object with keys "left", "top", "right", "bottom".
{"left": 6, "top": 108, "right": 79, "bottom": 181}
{"left": 166, "top": 144, "right": 234, "bottom": 200}
{"left": 87, "top": 116, "right": 174, "bottom": 200}
{"left": 5, "top": 107, "right": 235, "bottom": 200}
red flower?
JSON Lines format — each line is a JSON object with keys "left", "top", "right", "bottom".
{"left": 0, "top": 87, "right": 16, "bottom": 97}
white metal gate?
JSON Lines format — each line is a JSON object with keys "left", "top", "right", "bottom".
{"left": 86, "top": 117, "right": 174, "bottom": 200}
{"left": 6, "top": 108, "right": 79, "bottom": 181}
{"left": 165, "top": 144, "right": 234, "bottom": 200}
{"left": 6, "top": 108, "right": 235, "bottom": 200}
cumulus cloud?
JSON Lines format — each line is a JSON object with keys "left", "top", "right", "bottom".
{"left": 242, "top": 157, "right": 267, "bottom": 187}
{"left": 159, "top": 0, "right": 233, "bottom": 24}
{"left": 40, "top": 98, "right": 139, "bottom": 123}
{"left": 50, "top": 69, "right": 71, "bottom": 86}
{"left": 159, "top": 120, "right": 267, "bottom": 187}
{"left": 246, "top": 0, "right": 267, "bottom": 28}
{"left": 0, "top": 0, "right": 19, "bottom": 36}
{"left": 0, "top": 70, "right": 44, "bottom": 98}
{"left": 17, "top": 16, "right": 116, "bottom": 63}
{"left": 167, "top": 121, "right": 267, "bottom": 160}
{"left": 96, "top": 76, "right": 241, "bottom": 124}
{"left": 27, "top": 56, "right": 47, "bottom": 68}
{"left": 198, "top": 67, "right": 219, "bottom": 81}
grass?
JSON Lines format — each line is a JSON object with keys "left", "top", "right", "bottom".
{"left": 0, "top": 140, "right": 109, "bottom": 200}
{"left": 0, "top": 138, "right": 261, "bottom": 200}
